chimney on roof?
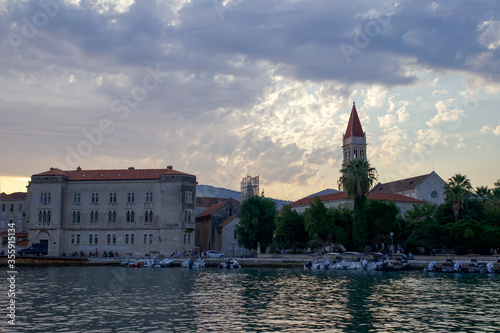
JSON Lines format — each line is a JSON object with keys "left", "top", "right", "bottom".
{"left": 77, "top": 166, "right": 82, "bottom": 171}
{"left": 128, "top": 167, "right": 135, "bottom": 170}
{"left": 50, "top": 167, "right": 54, "bottom": 171}
{"left": 167, "top": 165, "right": 173, "bottom": 170}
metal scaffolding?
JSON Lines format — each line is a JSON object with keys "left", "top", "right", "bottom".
{"left": 240, "top": 175, "right": 259, "bottom": 202}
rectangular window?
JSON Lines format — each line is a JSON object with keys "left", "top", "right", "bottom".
{"left": 89, "top": 234, "right": 93, "bottom": 244}
{"left": 1, "top": 220, "right": 5, "bottom": 228}
{"left": 91, "top": 192, "right": 99, "bottom": 203}
{"left": 125, "top": 234, "right": 129, "bottom": 244}
{"left": 112, "top": 234, "right": 116, "bottom": 244}
{"left": 71, "top": 234, "right": 75, "bottom": 244}
{"left": 149, "top": 234, "right": 153, "bottom": 244}
{"left": 107, "top": 234, "right": 111, "bottom": 244}
{"left": 184, "top": 234, "right": 186, "bottom": 244}
{"left": 18, "top": 203, "right": 22, "bottom": 212}
{"left": 74, "top": 193, "right": 81, "bottom": 204}
{"left": 130, "top": 234, "right": 134, "bottom": 244}
{"left": 76, "top": 234, "right": 80, "bottom": 244}
{"left": 187, "top": 233, "right": 191, "bottom": 244}
{"left": 10, "top": 204, "right": 14, "bottom": 212}
{"left": 185, "top": 191, "right": 192, "bottom": 204}
{"left": 109, "top": 193, "right": 116, "bottom": 203}
{"left": 143, "top": 234, "right": 147, "bottom": 244}
{"left": 1, "top": 204, "right": 5, "bottom": 212}
{"left": 17, "top": 220, "right": 22, "bottom": 228}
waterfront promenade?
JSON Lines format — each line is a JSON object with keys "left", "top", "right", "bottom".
{"left": 2, "top": 253, "right": 499, "bottom": 270}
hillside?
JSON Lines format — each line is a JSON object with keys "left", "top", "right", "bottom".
{"left": 196, "top": 184, "right": 291, "bottom": 210}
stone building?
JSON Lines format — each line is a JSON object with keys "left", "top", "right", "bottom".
{"left": 215, "top": 215, "right": 244, "bottom": 257}
{"left": 1, "top": 192, "right": 29, "bottom": 250}
{"left": 25, "top": 166, "right": 197, "bottom": 256}
{"left": 195, "top": 198, "right": 240, "bottom": 252}
{"left": 371, "top": 171, "right": 446, "bottom": 205}
{"left": 289, "top": 192, "right": 423, "bottom": 216}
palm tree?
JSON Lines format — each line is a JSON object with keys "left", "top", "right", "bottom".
{"left": 338, "top": 159, "right": 378, "bottom": 199}
{"left": 444, "top": 173, "right": 473, "bottom": 221}
{"left": 338, "top": 159, "right": 377, "bottom": 250}
{"left": 475, "top": 186, "right": 491, "bottom": 203}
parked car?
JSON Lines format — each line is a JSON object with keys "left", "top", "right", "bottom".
{"left": 206, "top": 250, "right": 224, "bottom": 258}
{"left": 17, "top": 243, "right": 48, "bottom": 256}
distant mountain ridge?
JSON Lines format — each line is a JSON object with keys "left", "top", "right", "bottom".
{"left": 302, "top": 188, "right": 340, "bottom": 199}
{"left": 196, "top": 184, "right": 292, "bottom": 210}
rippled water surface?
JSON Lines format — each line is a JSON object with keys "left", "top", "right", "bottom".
{"left": 1, "top": 266, "right": 499, "bottom": 332}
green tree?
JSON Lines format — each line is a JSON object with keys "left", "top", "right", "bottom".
{"left": 475, "top": 186, "right": 491, "bottom": 203}
{"left": 444, "top": 173, "right": 473, "bottom": 221}
{"left": 275, "top": 205, "right": 308, "bottom": 252}
{"left": 402, "top": 202, "right": 442, "bottom": 254}
{"left": 338, "top": 159, "right": 377, "bottom": 251}
{"left": 364, "top": 199, "right": 400, "bottom": 250}
{"left": 235, "top": 196, "right": 276, "bottom": 252}
{"left": 304, "top": 197, "right": 335, "bottom": 253}
{"left": 442, "top": 219, "right": 500, "bottom": 255}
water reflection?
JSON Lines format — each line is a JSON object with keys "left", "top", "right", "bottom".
{"left": 0, "top": 267, "right": 498, "bottom": 332}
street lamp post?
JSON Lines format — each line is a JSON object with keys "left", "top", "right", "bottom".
{"left": 273, "top": 235, "right": 277, "bottom": 258}
{"left": 390, "top": 232, "right": 394, "bottom": 257}
{"left": 230, "top": 241, "right": 235, "bottom": 258}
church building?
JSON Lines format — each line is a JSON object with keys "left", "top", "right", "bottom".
{"left": 342, "top": 102, "right": 367, "bottom": 167}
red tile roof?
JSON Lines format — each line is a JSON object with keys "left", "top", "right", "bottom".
{"left": 217, "top": 215, "right": 237, "bottom": 228}
{"left": 290, "top": 191, "right": 423, "bottom": 207}
{"left": 196, "top": 200, "right": 228, "bottom": 218}
{"left": 344, "top": 102, "right": 365, "bottom": 139}
{"left": 33, "top": 167, "right": 194, "bottom": 181}
{"left": 0, "top": 192, "right": 27, "bottom": 201}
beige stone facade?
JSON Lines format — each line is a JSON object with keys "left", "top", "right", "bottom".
{"left": 371, "top": 171, "right": 446, "bottom": 205}
{"left": 215, "top": 215, "right": 244, "bottom": 257}
{"left": 290, "top": 192, "right": 423, "bottom": 216}
{"left": 26, "top": 166, "right": 197, "bottom": 256}
{"left": 1, "top": 192, "right": 29, "bottom": 250}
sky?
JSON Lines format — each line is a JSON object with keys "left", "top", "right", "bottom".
{"left": 1, "top": 0, "right": 499, "bottom": 201}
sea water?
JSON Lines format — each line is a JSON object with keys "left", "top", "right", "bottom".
{"left": 1, "top": 266, "right": 499, "bottom": 332}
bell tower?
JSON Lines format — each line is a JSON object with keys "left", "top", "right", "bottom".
{"left": 342, "top": 102, "right": 367, "bottom": 167}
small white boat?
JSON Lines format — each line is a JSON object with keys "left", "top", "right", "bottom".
{"left": 218, "top": 259, "right": 241, "bottom": 269}
{"left": 181, "top": 258, "right": 205, "bottom": 268}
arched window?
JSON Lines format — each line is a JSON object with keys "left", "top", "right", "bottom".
{"left": 47, "top": 211, "right": 51, "bottom": 223}
{"left": 77, "top": 211, "right": 81, "bottom": 223}
{"left": 39, "top": 211, "right": 42, "bottom": 223}
{"left": 149, "top": 211, "right": 153, "bottom": 223}
{"left": 73, "top": 211, "right": 77, "bottom": 223}
{"left": 113, "top": 211, "right": 117, "bottom": 222}
{"left": 90, "top": 211, "right": 94, "bottom": 223}
{"left": 108, "top": 211, "right": 112, "bottom": 223}
{"left": 95, "top": 211, "right": 98, "bottom": 223}
{"left": 131, "top": 211, "right": 135, "bottom": 222}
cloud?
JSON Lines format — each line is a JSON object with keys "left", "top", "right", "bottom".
{"left": 426, "top": 99, "right": 465, "bottom": 127}
{"left": 494, "top": 126, "right": 500, "bottom": 136}
{"left": 480, "top": 125, "right": 491, "bottom": 133}
{"left": 378, "top": 113, "right": 397, "bottom": 127}
{"left": 363, "top": 86, "right": 387, "bottom": 108}
{"left": 413, "top": 128, "right": 444, "bottom": 152}
{"left": 1, "top": 0, "right": 500, "bottom": 199}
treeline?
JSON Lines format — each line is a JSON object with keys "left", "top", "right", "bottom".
{"left": 235, "top": 161, "right": 500, "bottom": 255}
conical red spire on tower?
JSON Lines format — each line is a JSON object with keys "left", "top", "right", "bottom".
{"left": 344, "top": 102, "right": 365, "bottom": 139}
